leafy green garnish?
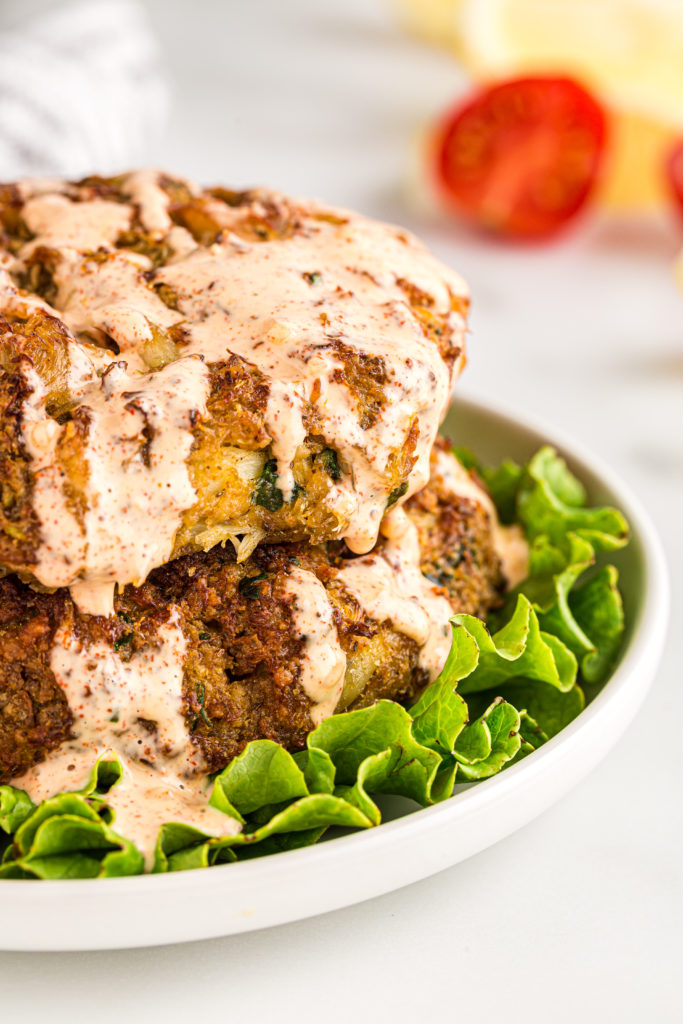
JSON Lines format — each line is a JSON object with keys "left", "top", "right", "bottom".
{"left": 213, "top": 741, "right": 309, "bottom": 817}
{"left": 517, "top": 447, "right": 628, "bottom": 551}
{"left": 0, "top": 757, "right": 144, "bottom": 879}
{"left": 0, "top": 786, "right": 36, "bottom": 834}
{"left": 453, "top": 698, "right": 522, "bottom": 780}
{"left": 464, "top": 444, "right": 628, "bottom": 687}
{"left": 0, "top": 445, "right": 630, "bottom": 877}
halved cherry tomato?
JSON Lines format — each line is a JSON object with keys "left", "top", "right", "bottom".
{"left": 433, "top": 76, "right": 608, "bottom": 240}
{"left": 666, "top": 138, "right": 683, "bottom": 217}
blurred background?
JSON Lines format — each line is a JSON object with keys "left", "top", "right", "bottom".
{"left": 0, "top": 0, "right": 680, "bottom": 1014}
{"left": 0, "top": 0, "right": 680, "bottom": 458}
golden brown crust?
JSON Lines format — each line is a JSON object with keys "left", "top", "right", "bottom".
{"left": 0, "top": 577, "right": 71, "bottom": 780}
{"left": 406, "top": 437, "right": 505, "bottom": 617}
{"left": 0, "top": 358, "right": 40, "bottom": 567}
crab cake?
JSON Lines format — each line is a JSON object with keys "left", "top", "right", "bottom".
{"left": 0, "top": 447, "right": 518, "bottom": 786}
{"left": 0, "top": 171, "right": 468, "bottom": 615}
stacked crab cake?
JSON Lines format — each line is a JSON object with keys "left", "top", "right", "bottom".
{"left": 0, "top": 171, "right": 524, "bottom": 855}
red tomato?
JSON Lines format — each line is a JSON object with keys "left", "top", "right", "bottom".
{"left": 666, "top": 138, "right": 683, "bottom": 216}
{"left": 433, "top": 76, "right": 607, "bottom": 240}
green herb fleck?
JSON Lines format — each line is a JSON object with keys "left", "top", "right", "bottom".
{"left": 303, "top": 271, "right": 322, "bottom": 285}
{"left": 288, "top": 556, "right": 302, "bottom": 567}
{"left": 317, "top": 448, "right": 340, "bottom": 482}
{"left": 253, "top": 460, "right": 284, "bottom": 512}
{"left": 290, "top": 481, "right": 305, "bottom": 503}
{"left": 198, "top": 632, "right": 211, "bottom": 641}
{"left": 191, "top": 682, "right": 212, "bottom": 732}
{"left": 386, "top": 481, "right": 408, "bottom": 507}
{"left": 113, "top": 634, "right": 133, "bottom": 652}
{"left": 239, "top": 572, "right": 269, "bottom": 601}
{"left": 117, "top": 612, "right": 132, "bottom": 625}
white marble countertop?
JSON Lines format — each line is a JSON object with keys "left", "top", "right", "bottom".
{"left": 1, "top": 1, "right": 680, "bottom": 1019}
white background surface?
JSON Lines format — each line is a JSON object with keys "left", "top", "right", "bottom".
{"left": 1, "top": 0, "right": 681, "bottom": 1019}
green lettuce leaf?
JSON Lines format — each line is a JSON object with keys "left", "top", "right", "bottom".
{"left": 474, "top": 445, "right": 628, "bottom": 688}
{"left": 153, "top": 823, "right": 224, "bottom": 873}
{"left": 459, "top": 444, "right": 629, "bottom": 552}
{"left": 504, "top": 680, "right": 585, "bottom": 740}
{"left": 0, "top": 786, "right": 36, "bottom": 834}
{"left": 212, "top": 740, "right": 309, "bottom": 818}
{"left": 517, "top": 710, "right": 548, "bottom": 753}
{"left": 155, "top": 793, "right": 373, "bottom": 872}
{"left": 410, "top": 624, "right": 474, "bottom": 755}
{"left": 453, "top": 699, "right": 522, "bottom": 780}
{"left": 570, "top": 565, "right": 625, "bottom": 686}
{"left": 310, "top": 700, "right": 452, "bottom": 807}
{"left": 0, "top": 791, "right": 144, "bottom": 879}
{"left": 480, "top": 459, "right": 524, "bottom": 525}
{"left": 455, "top": 594, "right": 577, "bottom": 695}
{"left": 518, "top": 447, "right": 629, "bottom": 550}
{"left": 293, "top": 747, "right": 336, "bottom": 794}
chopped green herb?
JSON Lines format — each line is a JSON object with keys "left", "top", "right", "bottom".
{"left": 191, "top": 682, "right": 212, "bottom": 732}
{"left": 303, "top": 271, "right": 322, "bottom": 285}
{"left": 198, "top": 632, "right": 211, "bottom": 641}
{"left": 117, "top": 611, "right": 132, "bottom": 625}
{"left": 317, "top": 448, "right": 341, "bottom": 481}
{"left": 113, "top": 634, "right": 132, "bottom": 652}
{"left": 253, "top": 460, "right": 284, "bottom": 512}
{"left": 387, "top": 481, "right": 408, "bottom": 507}
{"left": 238, "top": 572, "right": 269, "bottom": 601}
{"left": 290, "top": 481, "right": 305, "bottom": 503}
{"left": 288, "top": 556, "right": 302, "bottom": 567}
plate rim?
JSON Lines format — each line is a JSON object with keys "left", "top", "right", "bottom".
{"left": 0, "top": 392, "right": 670, "bottom": 949}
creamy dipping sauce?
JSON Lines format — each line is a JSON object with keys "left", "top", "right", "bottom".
{"left": 13, "top": 608, "right": 239, "bottom": 868}
{"left": 22, "top": 355, "right": 210, "bottom": 616}
{"left": 337, "top": 507, "right": 454, "bottom": 680}
{"left": 281, "top": 566, "right": 347, "bottom": 724}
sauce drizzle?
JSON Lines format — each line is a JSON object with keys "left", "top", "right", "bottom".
{"left": 12, "top": 608, "right": 239, "bottom": 868}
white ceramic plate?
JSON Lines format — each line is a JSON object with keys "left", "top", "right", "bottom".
{"left": 0, "top": 395, "right": 669, "bottom": 952}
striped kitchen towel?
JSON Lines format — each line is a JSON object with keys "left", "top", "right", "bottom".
{"left": 0, "top": 0, "right": 168, "bottom": 178}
